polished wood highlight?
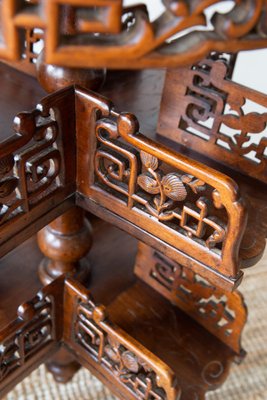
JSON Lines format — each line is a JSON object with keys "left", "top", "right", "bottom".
{"left": 1, "top": 1, "right": 267, "bottom": 69}
{"left": 0, "top": 1, "right": 266, "bottom": 395}
{"left": 0, "top": 59, "right": 262, "bottom": 397}
{"left": 158, "top": 52, "right": 267, "bottom": 269}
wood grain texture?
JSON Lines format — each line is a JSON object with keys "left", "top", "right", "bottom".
{"left": 0, "top": 16, "right": 265, "bottom": 396}
{"left": 1, "top": 1, "right": 267, "bottom": 69}
{"left": 158, "top": 52, "right": 267, "bottom": 269}
{"left": 134, "top": 242, "right": 247, "bottom": 354}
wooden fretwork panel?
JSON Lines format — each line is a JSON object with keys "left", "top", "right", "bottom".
{"left": 158, "top": 52, "right": 267, "bottom": 183}
{"left": 75, "top": 87, "right": 246, "bottom": 290}
{"left": 2, "top": 1, "right": 267, "bottom": 68}
{"left": 134, "top": 242, "right": 247, "bottom": 354}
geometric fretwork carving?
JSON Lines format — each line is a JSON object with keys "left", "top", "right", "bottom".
{"left": 0, "top": 86, "right": 76, "bottom": 258}
{"left": 0, "top": 86, "right": 248, "bottom": 290}
{"left": 1, "top": 276, "right": 245, "bottom": 398}
{"left": 63, "top": 279, "right": 179, "bottom": 400}
{"left": 94, "top": 118, "right": 230, "bottom": 250}
{"left": 0, "top": 295, "right": 53, "bottom": 381}
{"left": 134, "top": 242, "right": 247, "bottom": 354}
{"left": 74, "top": 89, "right": 246, "bottom": 290}
{"left": 1, "top": 1, "right": 267, "bottom": 69}
{"left": 158, "top": 52, "right": 267, "bottom": 183}
{"left": 0, "top": 279, "right": 63, "bottom": 397}
{"left": 0, "top": 108, "right": 60, "bottom": 227}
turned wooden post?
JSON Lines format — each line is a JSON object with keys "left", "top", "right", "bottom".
{"left": 36, "top": 50, "right": 105, "bottom": 383}
{"left": 37, "top": 207, "right": 92, "bottom": 286}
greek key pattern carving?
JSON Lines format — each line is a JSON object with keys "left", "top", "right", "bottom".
{"left": 0, "top": 289, "right": 59, "bottom": 387}
{"left": 87, "top": 103, "right": 245, "bottom": 287}
{"left": 135, "top": 243, "right": 247, "bottom": 354}
{"left": 159, "top": 52, "right": 267, "bottom": 182}
{"left": 65, "top": 281, "right": 178, "bottom": 400}
{"left": 95, "top": 120, "right": 226, "bottom": 252}
{"left": 1, "top": 1, "right": 267, "bottom": 68}
{"left": 0, "top": 107, "right": 61, "bottom": 227}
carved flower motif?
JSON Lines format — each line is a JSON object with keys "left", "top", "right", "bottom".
{"left": 137, "top": 174, "right": 160, "bottom": 195}
{"left": 137, "top": 171, "right": 187, "bottom": 202}
{"left": 104, "top": 336, "right": 121, "bottom": 363}
{"left": 104, "top": 344, "right": 121, "bottom": 363}
{"left": 161, "top": 173, "right": 187, "bottom": 201}
{"left": 121, "top": 351, "right": 140, "bottom": 373}
{"left": 140, "top": 151, "right": 158, "bottom": 171}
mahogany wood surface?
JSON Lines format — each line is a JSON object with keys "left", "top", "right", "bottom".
{"left": 0, "top": 215, "right": 137, "bottom": 329}
{"left": 1, "top": 1, "right": 267, "bottom": 70}
{"left": 0, "top": 42, "right": 262, "bottom": 399}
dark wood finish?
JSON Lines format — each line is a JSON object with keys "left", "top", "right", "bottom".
{"left": 0, "top": 215, "right": 137, "bottom": 397}
{"left": 158, "top": 52, "right": 267, "bottom": 183}
{"left": 0, "top": 266, "right": 244, "bottom": 399}
{"left": 0, "top": 84, "right": 76, "bottom": 259}
{"left": 134, "top": 242, "right": 247, "bottom": 355}
{"left": 0, "top": 62, "right": 258, "bottom": 397}
{"left": 158, "top": 52, "right": 267, "bottom": 268}
{"left": 0, "top": 277, "right": 64, "bottom": 397}
{"left": 0, "top": 2, "right": 266, "bottom": 396}
{"left": 37, "top": 206, "right": 92, "bottom": 286}
{"left": 36, "top": 51, "right": 106, "bottom": 93}
{"left": 0, "top": 70, "right": 246, "bottom": 290}
{"left": 75, "top": 86, "right": 246, "bottom": 290}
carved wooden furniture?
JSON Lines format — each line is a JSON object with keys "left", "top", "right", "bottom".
{"left": 0, "top": 1, "right": 267, "bottom": 399}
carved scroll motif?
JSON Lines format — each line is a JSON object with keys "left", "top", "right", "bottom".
{"left": 64, "top": 281, "right": 178, "bottom": 400}
{"left": 72, "top": 88, "right": 247, "bottom": 289}
{"left": 94, "top": 119, "right": 227, "bottom": 254}
{"left": 75, "top": 303, "right": 168, "bottom": 399}
{"left": 0, "top": 289, "right": 59, "bottom": 389}
{"left": 0, "top": 108, "right": 61, "bottom": 227}
{"left": 1, "top": 1, "right": 267, "bottom": 68}
{"left": 159, "top": 52, "right": 267, "bottom": 182}
{"left": 134, "top": 243, "right": 247, "bottom": 354}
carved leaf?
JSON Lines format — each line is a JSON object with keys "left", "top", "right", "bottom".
{"left": 0, "top": 155, "right": 14, "bottom": 178}
{"left": 108, "top": 336, "right": 120, "bottom": 350}
{"left": 0, "top": 178, "right": 18, "bottom": 198}
{"left": 223, "top": 112, "right": 267, "bottom": 134}
{"left": 137, "top": 174, "right": 160, "bottom": 194}
{"left": 104, "top": 345, "right": 120, "bottom": 363}
{"left": 140, "top": 151, "right": 158, "bottom": 171}
{"left": 162, "top": 173, "right": 187, "bottom": 201}
{"left": 181, "top": 175, "right": 206, "bottom": 194}
{"left": 121, "top": 351, "right": 140, "bottom": 373}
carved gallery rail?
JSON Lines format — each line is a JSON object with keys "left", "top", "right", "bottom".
{"left": 1, "top": 1, "right": 267, "bottom": 68}
{"left": 0, "top": 278, "right": 64, "bottom": 397}
{"left": 0, "top": 86, "right": 247, "bottom": 290}
{"left": 0, "top": 87, "right": 76, "bottom": 257}
{"left": 0, "top": 276, "right": 246, "bottom": 399}
{"left": 159, "top": 52, "right": 267, "bottom": 183}
{"left": 75, "top": 87, "right": 247, "bottom": 291}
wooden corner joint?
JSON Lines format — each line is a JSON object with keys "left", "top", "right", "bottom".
{"left": 0, "top": 86, "right": 247, "bottom": 289}
{"left": 0, "top": 276, "right": 247, "bottom": 399}
{"left": 0, "top": 277, "right": 179, "bottom": 399}
{"left": 75, "top": 87, "right": 248, "bottom": 291}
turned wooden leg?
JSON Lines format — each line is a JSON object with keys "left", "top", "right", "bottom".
{"left": 37, "top": 206, "right": 92, "bottom": 382}
{"left": 37, "top": 206, "right": 92, "bottom": 286}
{"left": 35, "top": 41, "right": 104, "bottom": 385}
{"left": 45, "top": 348, "right": 81, "bottom": 384}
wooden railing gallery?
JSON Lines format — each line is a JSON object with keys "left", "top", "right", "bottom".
{"left": 0, "top": 86, "right": 247, "bottom": 290}
{"left": 0, "top": 1, "right": 267, "bottom": 69}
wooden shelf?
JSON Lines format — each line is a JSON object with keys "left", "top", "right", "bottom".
{"left": 107, "top": 280, "right": 237, "bottom": 399}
